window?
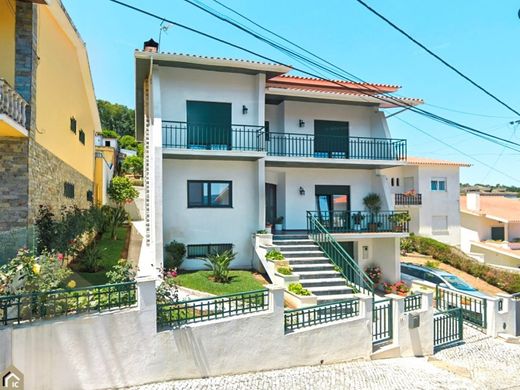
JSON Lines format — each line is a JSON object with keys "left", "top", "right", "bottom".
{"left": 70, "top": 117, "right": 77, "bottom": 133}
{"left": 188, "top": 180, "right": 232, "bottom": 208}
{"left": 79, "top": 129, "right": 86, "bottom": 145}
{"left": 431, "top": 178, "right": 447, "bottom": 191}
{"left": 424, "top": 272, "right": 443, "bottom": 285}
{"left": 64, "top": 182, "right": 75, "bottom": 199}
{"left": 187, "top": 243, "right": 233, "bottom": 258}
{"left": 105, "top": 140, "right": 111, "bottom": 147}
{"left": 396, "top": 178, "right": 400, "bottom": 187}
{"left": 432, "top": 216, "right": 448, "bottom": 235}
{"left": 391, "top": 178, "right": 394, "bottom": 187}
{"left": 86, "top": 190, "right": 93, "bottom": 202}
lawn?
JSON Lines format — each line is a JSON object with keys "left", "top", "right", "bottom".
{"left": 174, "top": 270, "right": 265, "bottom": 295}
{"left": 70, "top": 226, "right": 129, "bottom": 287}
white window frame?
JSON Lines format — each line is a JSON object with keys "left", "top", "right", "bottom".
{"left": 431, "top": 177, "right": 447, "bottom": 192}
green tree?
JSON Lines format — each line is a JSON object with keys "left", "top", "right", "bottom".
{"left": 97, "top": 99, "right": 135, "bottom": 137}
{"left": 119, "top": 135, "right": 138, "bottom": 150}
{"left": 107, "top": 176, "right": 139, "bottom": 207}
{"left": 101, "top": 129, "right": 120, "bottom": 139}
{"left": 121, "top": 155, "right": 143, "bottom": 176}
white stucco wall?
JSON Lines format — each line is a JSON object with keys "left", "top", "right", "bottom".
{"left": 353, "top": 237, "right": 401, "bottom": 283}
{"left": 460, "top": 212, "right": 505, "bottom": 252}
{"left": 508, "top": 222, "right": 520, "bottom": 240}
{"left": 163, "top": 158, "right": 261, "bottom": 269}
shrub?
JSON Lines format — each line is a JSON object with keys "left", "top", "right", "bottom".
{"left": 288, "top": 282, "right": 311, "bottom": 296}
{"left": 204, "top": 249, "right": 236, "bottom": 283}
{"left": 103, "top": 206, "right": 128, "bottom": 240}
{"left": 108, "top": 176, "right": 139, "bottom": 207}
{"left": 81, "top": 244, "right": 103, "bottom": 273}
{"left": 265, "top": 250, "right": 285, "bottom": 261}
{"left": 119, "top": 135, "right": 138, "bottom": 150}
{"left": 276, "top": 266, "right": 292, "bottom": 276}
{"left": 425, "top": 260, "right": 440, "bottom": 269}
{"left": 164, "top": 241, "right": 186, "bottom": 270}
{"left": 106, "top": 259, "right": 136, "bottom": 283}
{"left": 101, "top": 129, "right": 120, "bottom": 139}
{"left": 365, "top": 265, "right": 382, "bottom": 284}
{"left": 121, "top": 155, "right": 143, "bottom": 176}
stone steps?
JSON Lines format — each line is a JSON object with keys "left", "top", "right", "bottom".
{"left": 316, "top": 294, "right": 357, "bottom": 304}
{"left": 300, "top": 278, "right": 348, "bottom": 288}
{"left": 308, "top": 285, "right": 353, "bottom": 296}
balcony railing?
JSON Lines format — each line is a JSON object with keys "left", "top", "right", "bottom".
{"left": 0, "top": 79, "right": 28, "bottom": 128}
{"left": 307, "top": 210, "right": 410, "bottom": 233}
{"left": 162, "top": 121, "right": 407, "bottom": 161}
{"left": 395, "top": 193, "right": 422, "bottom": 206}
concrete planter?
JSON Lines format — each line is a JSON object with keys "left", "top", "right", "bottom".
{"left": 284, "top": 289, "right": 317, "bottom": 308}
{"left": 272, "top": 272, "right": 299, "bottom": 288}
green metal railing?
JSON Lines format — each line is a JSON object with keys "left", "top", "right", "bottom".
{"left": 435, "top": 285, "right": 487, "bottom": 329}
{"left": 373, "top": 298, "right": 393, "bottom": 344}
{"left": 284, "top": 299, "right": 360, "bottom": 332}
{"left": 434, "top": 308, "right": 463, "bottom": 350}
{"left": 267, "top": 131, "right": 407, "bottom": 161}
{"left": 306, "top": 212, "right": 374, "bottom": 297}
{"left": 404, "top": 293, "right": 422, "bottom": 312}
{"left": 162, "top": 121, "right": 265, "bottom": 151}
{"left": 0, "top": 281, "right": 137, "bottom": 326}
{"left": 157, "top": 289, "right": 269, "bottom": 329}
{"left": 307, "top": 210, "right": 410, "bottom": 233}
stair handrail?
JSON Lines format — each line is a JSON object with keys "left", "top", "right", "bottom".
{"left": 306, "top": 211, "right": 374, "bottom": 297}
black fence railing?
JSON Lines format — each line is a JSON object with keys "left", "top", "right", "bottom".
{"left": 162, "top": 121, "right": 407, "bottom": 161}
{"left": 395, "top": 193, "right": 422, "bottom": 206}
{"left": 307, "top": 210, "right": 410, "bottom": 233}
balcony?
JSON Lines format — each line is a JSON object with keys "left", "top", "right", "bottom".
{"left": 162, "top": 121, "right": 407, "bottom": 161}
{"left": 306, "top": 210, "right": 410, "bottom": 233}
{"left": 395, "top": 193, "right": 422, "bottom": 206}
{"left": 0, "top": 79, "right": 28, "bottom": 137}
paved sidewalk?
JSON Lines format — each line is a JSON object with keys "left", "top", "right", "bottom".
{"left": 131, "top": 326, "right": 520, "bottom": 390}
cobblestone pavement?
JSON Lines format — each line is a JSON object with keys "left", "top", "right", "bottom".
{"left": 131, "top": 326, "right": 520, "bottom": 390}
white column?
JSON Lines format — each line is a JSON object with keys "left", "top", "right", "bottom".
{"left": 256, "top": 73, "right": 266, "bottom": 127}
{"left": 257, "top": 157, "right": 266, "bottom": 230}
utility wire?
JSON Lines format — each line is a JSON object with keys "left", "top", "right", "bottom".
{"left": 355, "top": 0, "right": 520, "bottom": 117}
{"left": 108, "top": 0, "right": 520, "bottom": 153}
{"left": 181, "top": 0, "right": 520, "bottom": 152}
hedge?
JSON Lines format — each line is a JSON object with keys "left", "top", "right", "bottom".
{"left": 401, "top": 234, "right": 520, "bottom": 294}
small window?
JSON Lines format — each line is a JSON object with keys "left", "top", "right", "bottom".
{"left": 431, "top": 178, "right": 447, "bottom": 192}
{"left": 396, "top": 178, "right": 400, "bottom": 187}
{"left": 79, "top": 129, "right": 86, "bottom": 145}
{"left": 105, "top": 140, "right": 111, "bottom": 147}
{"left": 391, "top": 178, "right": 395, "bottom": 187}
{"left": 187, "top": 243, "right": 233, "bottom": 258}
{"left": 70, "top": 117, "right": 77, "bottom": 133}
{"left": 86, "top": 190, "right": 93, "bottom": 202}
{"left": 432, "top": 216, "right": 448, "bottom": 235}
{"left": 64, "top": 182, "right": 75, "bottom": 199}
{"left": 188, "top": 180, "right": 232, "bottom": 208}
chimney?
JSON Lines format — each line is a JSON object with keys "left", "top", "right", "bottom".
{"left": 143, "top": 38, "right": 159, "bottom": 53}
{"left": 466, "top": 191, "right": 481, "bottom": 212}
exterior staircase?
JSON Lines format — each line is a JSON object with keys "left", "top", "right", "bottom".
{"left": 273, "top": 233, "right": 354, "bottom": 304}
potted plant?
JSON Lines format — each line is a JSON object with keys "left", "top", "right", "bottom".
{"left": 395, "top": 281, "right": 410, "bottom": 296}
{"left": 365, "top": 265, "right": 382, "bottom": 288}
{"left": 352, "top": 212, "right": 365, "bottom": 231}
{"left": 363, "top": 193, "right": 381, "bottom": 232}
{"left": 389, "top": 212, "right": 411, "bottom": 232}
{"left": 383, "top": 282, "right": 394, "bottom": 294}
{"left": 265, "top": 223, "right": 273, "bottom": 234}
{"left": 274, "top": 216, "right": 284, "bottom": 232}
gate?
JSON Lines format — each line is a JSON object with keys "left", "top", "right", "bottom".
{"left": 373, "top": 298, "right": 393, "bottom": 344}
{"left": 434, "top": 308, "right": 463, "bottom": 350}
{"left": 435, "top": 285, "right": 486, "bottom": 330}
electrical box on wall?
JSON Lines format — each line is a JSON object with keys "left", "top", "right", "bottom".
{"left": 408, "top": 314, "right": 420, "bottom": 329}
{"left": 362, "top": 245, "right": 369, "bottom": 260}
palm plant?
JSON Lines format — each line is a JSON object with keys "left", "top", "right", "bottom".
{"left": 363, "top": 193, "right": 382, "bottom": 231}
{"left": 204, "top": 249, "right": 236, "bottom": 283}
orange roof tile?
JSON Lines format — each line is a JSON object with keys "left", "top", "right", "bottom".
{"left": 461, "top": 195, "right": 520, "bottom": 223}
{"left": 406, "top": 156, "right": 471, "bottom": 167}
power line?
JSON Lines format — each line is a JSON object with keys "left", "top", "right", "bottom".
{"left": 181, "top": 0, "right": 520, "bottom": 152}
{"left": 108, "top": 0, "right": 520, "bottom": 153}
{"left": 423, "top": 103, "right": 518, "bottom": 119}
{"left": 396, "top": 117, "right": 520, "bottom": 184}
{"left": 355, "top": 0, "right": 520, "bottom": 117}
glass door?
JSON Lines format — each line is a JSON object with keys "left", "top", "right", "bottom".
{"left": 315, "top": 185, "right": 351, "bottom": 231}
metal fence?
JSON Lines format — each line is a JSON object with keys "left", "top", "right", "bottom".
{"left": 373, "top": 298, "right": 393, "bottom": 344}
{"left": 307, "top": 210, "right": 410, "bottom": 233}
{"left": 157, "top": 289, "right": 269, "bottom": 329}
{"left": 435, "top": 285, "right": 487, "bottom": 330}
{"left": 0, "top": 226, "right": 37, "bottom": 265}
{"left": 434, "top": 308, "right": 463, "bottom": 350}
{"left": 0, "top": 281, "right": 137, "bottom": 326}
{"left": 404, "top": 293, "right": 422, "bottom": 312}
{"left": 284, "top": 299, "right": 360, "bottom": 333}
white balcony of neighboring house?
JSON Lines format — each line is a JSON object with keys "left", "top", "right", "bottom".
{"left": 0, "top": 78, "right": 29, "bottom": 137}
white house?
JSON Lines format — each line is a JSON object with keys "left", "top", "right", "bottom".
{"left": 461, "top": 192, "right": 520, "bottom": 270}
{"left": 135, "top": 48, "right": 433, "bottom": 287}
{"left": 383, "top": 157, "right": 470, "bottom": 245}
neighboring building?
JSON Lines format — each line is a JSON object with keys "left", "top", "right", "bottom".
{"left": 384, "top": 157, "right": 470, "bottom": 245}
{"left": 460, "top": 192, "right": 520, "bottom": 269}
{"left": 0, "top": 1, "right": 100, "bottom": 233}
{"left": 94, "top": 148, "right": 116, "bottom": 206}
{"left": 95, "top": 133, "right": 119, "bottom": 149}
{"left": 135, "top": 48, "right": 430, "bottom": 283}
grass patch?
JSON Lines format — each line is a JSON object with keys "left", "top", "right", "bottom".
{"left": 69, "top": 227, "right": 129, "bottom": 287}
{"left": 174, "top": 270, "right": 265, "bottom": 295}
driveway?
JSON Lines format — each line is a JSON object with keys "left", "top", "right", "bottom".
{"left": 129, "top": 326, "right": 520, "bottom": 390}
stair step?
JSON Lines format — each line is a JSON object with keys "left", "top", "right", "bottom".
{"left": 289, "top": 258, "right": 331, "bottom": 265}
{"left": 273, "top": 235, "right": 309, "bottom": 241}
{"left": 308, "top": 285, "right": 353, "bottom": 296}
{"left": 296, "top": 270, "right": 343, "bottom": 279}
{"left": 291, "top": 264, "right": 336, "bottom": 272}
{"left": 273, "top": 239, "right": 314, "bottom": 246}
{"left": 316, "top": 294, "right": 357, "bottom": 304}
{"left": 277, "top": 245, "right": 320, "bottom": 251}
{"left": 300, "top": 278, "right": 348, "bottom": 287}
{"left": 282, "top": 251, "right": 325, "bottom": 258}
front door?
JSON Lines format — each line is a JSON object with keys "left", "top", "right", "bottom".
{"left": 186, "top": 101, "right": 232, "bottom": 150}
{"left": 315, "top": 185, "right": 350, "bottom": 231}
{"left": 314, "top": 120, "right": 349, "bottom": 158}
{"left": 265, "top": 183, "right": 277, "bottom": 226}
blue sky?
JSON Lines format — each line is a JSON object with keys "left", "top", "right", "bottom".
{"left": 63, "top": 0, "right": 520, "bottom": 185}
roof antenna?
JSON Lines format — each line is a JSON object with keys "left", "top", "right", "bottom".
{"left": 158, "top": 20, "right": 173, "bottom": 50}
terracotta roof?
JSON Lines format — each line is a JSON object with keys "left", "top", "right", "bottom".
{"left": 461, "top": 195, "right": 520, "bottom": 223}
{"left": 406, "top": 156, "right": 471, "bottom": 167}
{"left": 267, "top": 74, "right": 401, "bottom": 93}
